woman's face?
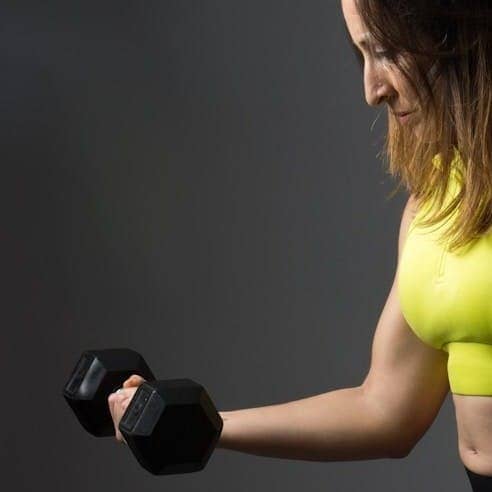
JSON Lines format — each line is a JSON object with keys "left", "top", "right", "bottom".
{"left": 341, "top": 0, "right": 422, "bottom": 128}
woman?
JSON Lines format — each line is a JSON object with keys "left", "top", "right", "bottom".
{"left": 107, "top": 1, "right": 492, "bottom": 490}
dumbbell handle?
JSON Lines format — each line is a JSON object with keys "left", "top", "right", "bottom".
{"left": 64, "top": 349, "right": 223, "bottom": 475}
{"left": 63, "top": 348, "right": 155, "bottom": 437}
{"left": 118, "top": 379, "right": 224, "bottom": 475}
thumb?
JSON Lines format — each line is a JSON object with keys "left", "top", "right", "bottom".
{"left": 122, "top": 374, "right": 146, "bottom": 388}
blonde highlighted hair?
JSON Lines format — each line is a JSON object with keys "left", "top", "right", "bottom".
{"left": 347, "top": 0, "right": 492, "bottom": 253}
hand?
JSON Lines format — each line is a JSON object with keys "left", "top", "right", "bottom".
{"left": 107, "top": 374, "right": 146, "bottom": 444}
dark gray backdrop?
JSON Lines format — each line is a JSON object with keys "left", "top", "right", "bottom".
{"left": 2, "top": 2, "right": 467, "bottom": 491}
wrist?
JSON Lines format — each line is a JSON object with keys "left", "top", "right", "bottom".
{"left": 217, "top": 411, "right": 232, "bottom": 448}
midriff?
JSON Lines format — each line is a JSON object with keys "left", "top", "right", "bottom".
{"left": 453, "top": 394, "right": 492, "bottom": 476}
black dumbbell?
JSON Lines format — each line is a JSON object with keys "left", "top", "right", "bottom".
{"left": 118, "top": 378, "right": 223, "bottom": 475}
{"left": 63, "top": 348, "right": 223, "bottom": 475}
{"left": 63, "top": 348, "right": 156, "bottom": 437}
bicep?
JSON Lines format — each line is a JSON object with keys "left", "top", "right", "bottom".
{"left": 361, "top": 195, "right": 449, "bottom": 451}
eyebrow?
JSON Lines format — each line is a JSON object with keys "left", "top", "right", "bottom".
{"left": 342, "top": 21, "right": 371, "bottom": 46}
{"left": 353, "top": 32, "right": 375, "bottom": 51}
{"left": 358, "top": 34, "right": 374, "bottom": 49}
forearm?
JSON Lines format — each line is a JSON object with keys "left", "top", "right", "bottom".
{"left": 217, "top": 385, "right": 405, "bottom": 462}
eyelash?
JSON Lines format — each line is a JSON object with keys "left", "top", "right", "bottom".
{"left": 350, "top": 47, "right": 392, "bottom": 71}
{"left": 374, "top": 50, "right": 391, "bottom": 60}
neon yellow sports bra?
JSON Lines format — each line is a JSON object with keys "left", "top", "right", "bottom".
{"left": 398, "top": 152, "right": 492, "bottom": 396}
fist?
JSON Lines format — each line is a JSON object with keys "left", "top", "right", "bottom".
{"left": 107, "top": 374, "right": 146, "bottom": 444}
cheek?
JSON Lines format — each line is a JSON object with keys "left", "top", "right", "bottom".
{"left": 393, "top": 75, "right": 418, "bottom": 102}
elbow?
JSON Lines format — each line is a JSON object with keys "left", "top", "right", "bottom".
{"left": 388, "top": 441, "right": 414, "bottom": 459}
{"left": 387, "top": 422, "right": 430, "bottom": 459}
{"left": 387, "top": 432, "right": 419, "bottom": 459}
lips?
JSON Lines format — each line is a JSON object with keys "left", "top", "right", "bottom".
{"left": 394, "top": 111, "right": 415, "bottom": 124}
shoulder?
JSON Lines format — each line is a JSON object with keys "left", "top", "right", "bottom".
{"left": 398, "top": 194, "right": 418, "bottom": 261}
{"left": 404, "top": 194, "right": 418, "bottom": 220}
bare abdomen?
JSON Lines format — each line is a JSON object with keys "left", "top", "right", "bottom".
{"left": 453, "top": 393, "right": 492, "bottom": 476}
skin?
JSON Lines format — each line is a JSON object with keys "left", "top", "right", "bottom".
{"left": 341, "top": 0, "right": 492, "bottom": 476}
{"left": 107, "top": 375, "right": 143, "bottom": 444}
{"left": 341, "top": 0, "right": 421, "bottom": 125}
{"left": 107, "top": 0, "right": 492, "bottom": 478}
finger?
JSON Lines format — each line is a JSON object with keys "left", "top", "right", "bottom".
{"left": 114, "top": 397, "right": 131, "bottom": 443}
{"left": 108, "top": 392, "right": 127, "bottom": 440}
{"left": 107, "top": 392, "right": 118, "bottom": 411}
{"left": 107, "top": 393, "right": 119, "bottom": 437}
{"left": 127, "top": 374, "right": 146, "bottom": 386}
{"left": 115, "top": 428, "right": 125, "bottom": 443}
{"left": 123, "top": 374, "right": 146, "bottom": 388}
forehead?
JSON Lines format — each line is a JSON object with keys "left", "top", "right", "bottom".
{"left": 341, "top": 0, "right": 371, "bottom": 46}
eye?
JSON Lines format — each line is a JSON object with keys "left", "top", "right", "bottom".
{"left": 374, "top": 50, "right": 392, "bottom": 60}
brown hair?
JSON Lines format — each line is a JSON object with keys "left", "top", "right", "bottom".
{"left": 346, "top": 0, "right": 492, "bottom": 254}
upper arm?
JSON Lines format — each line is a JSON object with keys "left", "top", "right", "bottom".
{"left": 360, "top": 194, "right": 449, "bottom": 455}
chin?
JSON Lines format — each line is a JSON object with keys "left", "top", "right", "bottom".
{"left": 412, "top": 117, "right": 437, "bottom": 143}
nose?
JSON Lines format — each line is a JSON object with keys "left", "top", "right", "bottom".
{"left": 364, "top": 64, "right": 393, "bottom": 107}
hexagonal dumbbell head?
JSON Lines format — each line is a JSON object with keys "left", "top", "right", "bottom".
{"left": 119, "top": 379, "right": 223, "bottom": 475}
{"left": 62, "top": 348, "right": 155, "bottom": 437}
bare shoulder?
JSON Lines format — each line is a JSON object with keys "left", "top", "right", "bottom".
{"left": 398, "top": 194, "right": 418, "bottom": 259}
{"left": 405, "top": 193, "right": 419, "bottom": 217}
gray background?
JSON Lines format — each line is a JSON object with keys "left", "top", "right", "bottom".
{"left": 2, "top": 1, "right": 468, "bottom": 491}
